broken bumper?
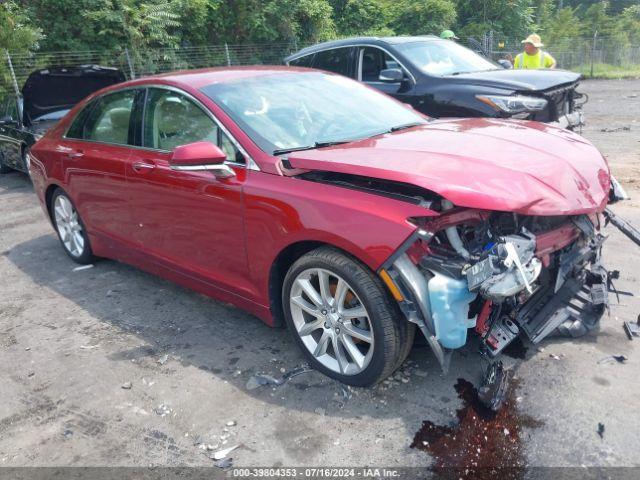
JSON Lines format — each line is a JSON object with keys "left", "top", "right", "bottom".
{"left": 381, "top": 211, "right": 609, "bottom": 369}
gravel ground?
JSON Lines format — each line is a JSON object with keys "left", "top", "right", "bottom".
{"left": 0, "top": 79, "right": 639, "bottom": 472}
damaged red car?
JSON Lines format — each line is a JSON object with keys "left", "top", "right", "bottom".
{"left": 29, "top": 67, "right": 621, "bottom": 404}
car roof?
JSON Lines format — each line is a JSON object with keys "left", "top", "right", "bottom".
{"left": 284, "top": 35, "right": 440, "bottom": 61}
{"left": 100, "top": 65, "right": 314, "bottom": 92}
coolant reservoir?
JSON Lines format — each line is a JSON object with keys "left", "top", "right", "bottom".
{"left": 428, "top": 272, "right": 477, "bottom": 349}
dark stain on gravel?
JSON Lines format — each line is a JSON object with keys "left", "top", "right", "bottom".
{"left": 411, "top": 378, "right": 543, "bottom": 480}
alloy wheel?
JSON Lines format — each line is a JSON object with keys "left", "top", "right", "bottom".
{"left": 53, "top": 195, "right": 85, "bottom": 258}
{"left": 289, "top": 268, "right": 374, "bottom": 375}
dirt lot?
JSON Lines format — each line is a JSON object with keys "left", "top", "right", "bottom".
{"left": 1, "top": 79, "right": 639, "bottom": 474}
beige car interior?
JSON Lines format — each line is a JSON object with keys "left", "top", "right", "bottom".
{"left": 152, "top": 93, "right": 237, "bottom": 160}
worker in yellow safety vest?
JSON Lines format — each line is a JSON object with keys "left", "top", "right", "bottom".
{"left": 514, "top": 34, "right": 556, "bottom": 69}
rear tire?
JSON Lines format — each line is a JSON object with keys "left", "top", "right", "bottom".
{"left": 51, "top": 188, "right": 95, "bottom": 264}
{"left": 282, "top": 246, "right": 409, "bottom": 387}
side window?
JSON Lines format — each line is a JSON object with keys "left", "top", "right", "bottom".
{"left": 361, "top": 47, "right": 399, "bottom": 82}
{"left": 84, "top": 90, "right": 136, "bottom": 145}
{"left": 289, "top": 54, "right": 314, "bottom": 67}
{"left": 312, "top": 48, "right": 354, "bottom": 77}
{"left": 66, "top": 100, "right": 98, "bottom": 139}
{"left": 143, "top": 88, "right": 243, "bottom": 163}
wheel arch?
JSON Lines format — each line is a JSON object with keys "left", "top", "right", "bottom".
{"left": 268, "top": 240, "right": 327, "bottom": 327}
{"left": 44, "top": 183, "right": 63, "bottom": 223}
{"left": 267, "top": 238, "right": 402, "bottom": 329}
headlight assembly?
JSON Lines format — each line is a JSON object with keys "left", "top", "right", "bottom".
{"left": 476, "top": 94, "right": 548, "bottom": 114}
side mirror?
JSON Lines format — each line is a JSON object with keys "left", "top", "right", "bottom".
{"left": 169, "top": 141, "right": 235, "bottom": 178}
{"left": 379, "top": 68, "right": 404, "bottom": 83}
{"left": 497, "top": 59, "right": 513, "bottom": 69}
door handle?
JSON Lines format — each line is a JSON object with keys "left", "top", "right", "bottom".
{"left": 132, "top": 160, "right": 156, "bottom": 173}
{"left": 65, "top": 151, "right": 84, "bottom": 159}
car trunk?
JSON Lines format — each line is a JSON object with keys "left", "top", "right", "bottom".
{"left": 21, "top": 65, "right": 126, "bottom": 126}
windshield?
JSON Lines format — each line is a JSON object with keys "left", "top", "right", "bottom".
{"left": 395, "top": 40, "right": 499, "bottom": 76}
{"left": 200, "top": 72, "right": 427, "bottom": 155}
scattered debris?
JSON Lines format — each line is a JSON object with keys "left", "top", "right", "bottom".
{"left": 598, "top": 355, "right": 628, "bottom": 365}
{"left": 245, "top": 364, "right": 313, "bottom": 390}
{"left": 210, "top": 444, "right": 240, "bottom": 460}
{"left": 623, "top": 314, "right": 640, "bottom": 340}
{"left": 225, "top": 420, "right": 237, "bottom": 427}
{"left": 549, "top": 354, "right": 561, "bottom": 360}
{"left": 214, "top": 457, "right": 233, "bottom": 468}
{"left": 73, "top": 264, "right": 94, "bottom": 272}
{"left": 121, "top": 382, "right": 132, "bottom": 390}
{"left": 597, "top": 422, "right": 605, "bottom": 439}
{"left": 600, "top": 126, "right": 631, "bottom": 133}
{"left": 340, "top": 385, "right": 352, "bottom": 401}
{"left": 157, "top": 354, "right": 169, "bottom": 365}
{"left": 24, "top": 347, "right": 30, "bottom": 351}
{"left": 154, "top": 404, "right": 172, "bottom": 417}
{"left": 79, "top": 344, "right": 99, "bottom": 350}
{"left": 27, "top": 371, "right": 35, "bottom": 378}
{"left": 314, "top": 407, "right": 326, "bottom": 416}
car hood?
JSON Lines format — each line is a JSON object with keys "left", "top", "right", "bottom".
{"left": 286, "top": 118, "right": 610, "bottom": 216}
{"left": 444, "top": 68, "right": 581, "bottom": 92}
{"left": 22, "top": 65, "right": 125, "bottom": 124}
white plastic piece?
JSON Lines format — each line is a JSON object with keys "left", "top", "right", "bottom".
{"left": 441, "top": 200, "right": 470, "bottom": 260}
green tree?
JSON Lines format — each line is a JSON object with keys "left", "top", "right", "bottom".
{"left": 455, "top": 0, "right": 535, "bottom": 39}
{"left": 617, "top": 4, "right": 640, "bottom": 43}
{"left": 330, "top": 0, "right": 395, "bottom": 37}
{"left": 1, "top": 1, "right": 42, "bottom": 96}
{"left": 581, "top": 1, "right": 614, "bottom": 35}
{"left": 1, "top": 1, "right": 42, "bottom": 53}
{"left": 542, "top": 7, "right": 583, "bottom": 46}
{"left": 391, "top": 0, "right": 457, "bottom": 36}
{"left": 24, "top": 0, "right": 110, "bottom": 51}
{"left": 82, "top": 0, "right": 182, "bottom": 50}
{"left": 211, "top": 0, "right": 335, "bottom": 43}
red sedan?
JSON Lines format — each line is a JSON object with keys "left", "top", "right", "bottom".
{"left": 29, "top": 67, "right": 613, "bottom": 395}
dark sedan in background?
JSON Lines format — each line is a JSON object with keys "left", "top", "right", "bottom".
{"left": 285, "top": 36, "right": 586, "bottom": 130}
{"left": 0, "top": 65, "right": 125, "bottom": 176}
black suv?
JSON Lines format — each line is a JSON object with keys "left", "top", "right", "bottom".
{"left": 0, "top": 65, "right": 125, "bottom": 176}
{"left": 285, "top": 36, "right": 585, "bottom": 129}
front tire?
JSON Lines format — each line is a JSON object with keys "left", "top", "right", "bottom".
{"left": 51, "top": 188, "right": 95, "bottom": 264}
{"left": 282, "top": 247, "right": 408, "bottom": 387}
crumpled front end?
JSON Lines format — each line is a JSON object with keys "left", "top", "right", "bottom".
{"left": 380, "top": 203, "right": 609, "bottom": 370}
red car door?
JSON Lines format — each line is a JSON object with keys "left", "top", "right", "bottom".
{"left": 126, "top": 87, "right": 255, "bottom": 299}
{"left": 60, "top": 89, "right": 142, "bottom": 244}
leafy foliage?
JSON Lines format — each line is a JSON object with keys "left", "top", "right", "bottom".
{"left": 1, "top": 0, "right": 639, "bottom": 56}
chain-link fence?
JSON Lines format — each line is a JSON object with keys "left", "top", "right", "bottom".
{"left": 463, "top": 33, "right": 640, "bottom": 73}
{"left": 3, "top": 35, "right": 640, "bottom": 96}
{"left": 1, "top": 42, "right": 303, "bottom": 96}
